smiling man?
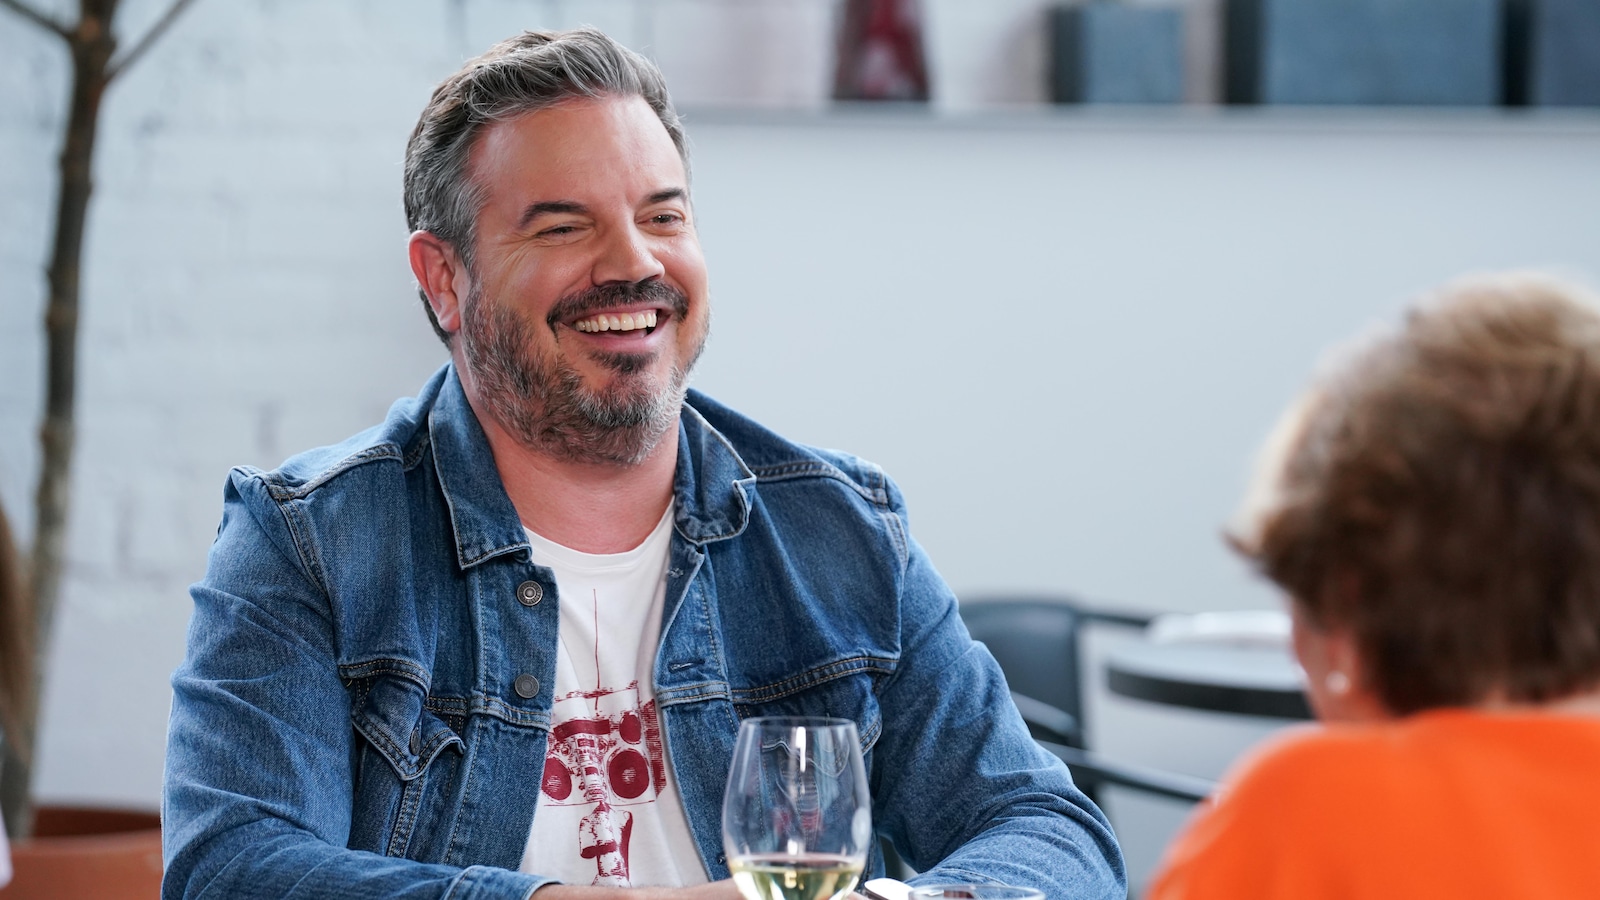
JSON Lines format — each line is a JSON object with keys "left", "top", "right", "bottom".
{"left": 161, "top": 29, "right": 1124, "bottom": 900}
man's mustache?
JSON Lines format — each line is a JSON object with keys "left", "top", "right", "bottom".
{"left": 546, "top": 279, "right": 689, "bottom": 330}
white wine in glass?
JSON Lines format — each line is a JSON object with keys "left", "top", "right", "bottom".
{"left": 723, "top": 717, "right": 871, "bottom": 900}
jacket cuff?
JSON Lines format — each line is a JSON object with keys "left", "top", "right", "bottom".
{"left": 445, "top": 865, "right": 553, "bottom": 899}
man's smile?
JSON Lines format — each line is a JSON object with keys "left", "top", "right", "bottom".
{"left": 573, "top": 308, "right": 661, "bottom": 334}
{"left": 546, "top": 278, "right": 688, "bottom": 347}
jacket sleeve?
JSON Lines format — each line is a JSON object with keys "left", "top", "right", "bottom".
{"left": 868, "top": 492, "right": 1126, "bottom": 897}
{"left": 161, "top": 469, "right": 549, "bottom": 900}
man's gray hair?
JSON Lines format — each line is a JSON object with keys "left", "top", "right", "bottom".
{"left": 404, "top": 28, "right": 689, "bottom": 343}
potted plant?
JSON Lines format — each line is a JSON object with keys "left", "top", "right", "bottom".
{"left": 0, "top": 0, "right": 198, "bottom": 894}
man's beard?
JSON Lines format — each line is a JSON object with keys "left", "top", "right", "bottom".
{"left": 460, "top": 277, "right": 704, "bottom": 466}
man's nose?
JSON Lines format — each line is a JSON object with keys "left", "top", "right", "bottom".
{"left": 592, "top": 224, "right": 666, "bottom": 286}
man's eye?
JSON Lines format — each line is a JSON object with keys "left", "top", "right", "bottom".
{"left": 649, "top": 213, "right": 683, "bottom": 227}
{"left": 537, "top": 222, "right": 588, "bottom": 240}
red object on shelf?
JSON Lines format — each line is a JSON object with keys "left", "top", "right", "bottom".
{"left": 834, "top": 0, "right": 931, "bottom": 101}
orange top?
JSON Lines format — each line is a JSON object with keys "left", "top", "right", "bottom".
{"left": 1146, "top": 708, "right": 1600, "bottom": 900}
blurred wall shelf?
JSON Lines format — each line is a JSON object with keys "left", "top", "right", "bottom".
{"left": 1050, "top": 2, "right": 1187, "bottom": 105}
{"left": 1223, "top": 0, "right": 1503, "bottom": 106}
{"left": 1506, "top": 0, "right": 1600, "bottom": 107}
{"left": 679, "top": 103, "right": 1600, "bottom": 138}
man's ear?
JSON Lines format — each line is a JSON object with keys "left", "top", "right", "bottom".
{"left": 409, "top": 230, "right": 467, "bottom": 335}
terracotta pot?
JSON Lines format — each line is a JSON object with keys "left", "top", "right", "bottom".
{"left": 2, "top": 806, "right": 162, "bottom": 899}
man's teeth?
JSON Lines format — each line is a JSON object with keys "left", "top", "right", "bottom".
{"left": 575, "top": 310, "right": 659, "bottom": 333}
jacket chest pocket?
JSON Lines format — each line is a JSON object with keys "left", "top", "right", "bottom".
{"left": 732, "top": 665, "right": 885, "bottom": 759}
{"left": 348, "top": 674, "right": 466, "bottom": 860}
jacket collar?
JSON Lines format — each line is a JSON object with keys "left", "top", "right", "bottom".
{"left": 428, "top": 364, "right": 529, "bottom": 569}
{"left": 428, "top": 364, "right": 754, "bottom": 569}
{"left": 673, "top": 390, "right": 756, "bottom": 545}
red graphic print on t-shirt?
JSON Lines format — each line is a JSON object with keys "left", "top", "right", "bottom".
{"left": 540, "top": 682, "right": 668, "bottom": 886}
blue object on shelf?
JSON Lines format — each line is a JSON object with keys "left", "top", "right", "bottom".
{"left": 1225, "top": 0, "right": 1502, "bottom": 105}
{"left": 1051, "top": 3, "right": 1186, "bottom": 104}
{"left": 1506, "top": 0, "right": 1600, "bottom": 107}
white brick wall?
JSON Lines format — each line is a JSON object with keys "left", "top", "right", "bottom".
{"left": 2, "top": 0, "right": 459, "bottom": 809}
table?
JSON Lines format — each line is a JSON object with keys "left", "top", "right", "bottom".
{"left": 1105, "top": 613, "right": 1313, "bottom": 719}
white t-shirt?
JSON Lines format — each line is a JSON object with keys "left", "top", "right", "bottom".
{"left": 519, "top": 506, "right": 708, "bottom": 888}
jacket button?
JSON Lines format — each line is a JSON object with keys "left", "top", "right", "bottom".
{"left": 514, "top": 674, "right": 541, "bottom": 699}
{"left": 516, "top": 581, "right": 543, "bottom": 606}
{"left": 410, "top": 729, "right": 421, "bottom": 754}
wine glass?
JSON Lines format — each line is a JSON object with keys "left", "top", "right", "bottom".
{"left": 723, "top": 716, "right": 872, "bottom": 900}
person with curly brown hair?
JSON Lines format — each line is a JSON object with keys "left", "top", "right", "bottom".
{"left": 1148, "top": 272, "right": 1600, "bottom": 899}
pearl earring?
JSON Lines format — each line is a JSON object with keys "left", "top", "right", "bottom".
{"left": 1325, "top": 670, "right": 1351, "bottom": 695}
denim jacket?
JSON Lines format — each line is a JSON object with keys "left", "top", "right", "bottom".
{"left": 162, "top": 364, "right": 1125, "bottom": 900}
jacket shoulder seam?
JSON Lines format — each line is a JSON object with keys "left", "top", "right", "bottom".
{"left": 746, "top": 459, "right": 891, "bottom": 509}
{"left": 256, "top": 443, "right": 408, "bottom": 502}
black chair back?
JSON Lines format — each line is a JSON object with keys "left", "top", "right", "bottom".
{"left": 959, "top": 598, "right": 1089, "bottom": 748}
{"left": 877, "top": 595, "right": 1213, "bottom": 879}
{"left": 958, "top": 596, "right": 1214, "bottom": 809}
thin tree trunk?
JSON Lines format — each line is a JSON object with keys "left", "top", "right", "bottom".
{"left": 0, "top": 0, "right": 118, "bottom": 841}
